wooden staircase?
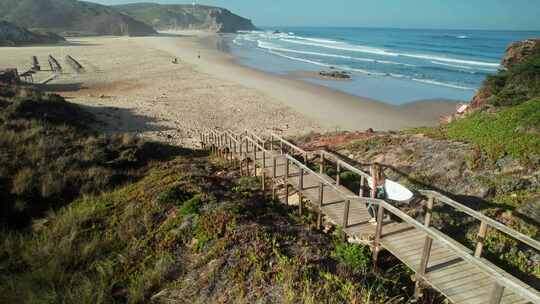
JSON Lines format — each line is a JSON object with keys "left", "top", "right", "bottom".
{"left": 200, "top": 128, "right": 540, "bottom": 304}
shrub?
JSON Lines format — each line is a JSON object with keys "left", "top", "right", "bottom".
{"left": 483, "top": 46, "right": 540, "bottom": 106}
{"left": 445, "top": 98, "right": 540, "bottom": 165}
{"left": 0, "top": 86, "right": 184, "bottom": 228}
{"left": 232, "top": 177, "right": 260, "bottom": 197}
{"left": 157, "top": 186, "right": 193, "bottom": 206}
{"left": 179, "top": 195, "right": 202, "bottom": 216}
{"left": 332, "top": 241, "right": 372, "bottom": 274}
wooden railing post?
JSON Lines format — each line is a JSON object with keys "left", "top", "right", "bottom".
{"left": 488, "top": 283, "right": 505, "bottom": 304}
{"left": 234, "top": 142, "right": 238, "bottom": 167}
{"left": 285, "top": 157, "right": 289, "bottom": 178}
{"left": 359, "top": 176, "right": 365, "bottom": 197}
{"left": 415, "top": 195, "right": 435, "bottom": 299}
{"left": 262, "top": 151, "right": 266, "bottom": 169}
{"left": 343, "top": 199, "right": 350, "bottom": 228}
{"left": 298, "top": 168, "right": 304, "bottom": 216}
{"left": 280, "top": 140, "right": 283, "bottom": 154}
{"left": 320, "top": 152, "right": 325, "bottom": 174}
{"left": 285, "top": 159, "right": 290, "bottom": 205}
{"left": 270, "top": 135, "right": 274, "bottom": 151}
{"left": 272, "top": 157, "right": 277, "bottom": 201}
{"left": 317, "top": 182, "right": 324, "bottom": 229}
{"left": 240, "top": 159, "right": 244, "bottom": 176}
{"left": 253, "top": 146, "right": 257, "bottom": 176}
{"left": 475, "top": 221, "right": 489, "bottom": 257}
{"left": 373, "top": 200, "right": 385, "bottom": 266}
{"left": 220, "top": 134, "right": 224, "bottom": 149}
{"left": 303, "top": 152, "right": 307, "bottom": 164}
{"left": 261, "top": 171, "right": 266, "bottom": 191}
{"left": 336, "top": 162, "right": 341, "bottom": 185}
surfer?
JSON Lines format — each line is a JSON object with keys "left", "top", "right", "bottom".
{"left": 368, "top": 158, "right": 387, "bottom": 225}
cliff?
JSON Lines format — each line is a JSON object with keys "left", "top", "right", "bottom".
{"left": 471, "top": 38, "right": 540, "bottom": 108}
{"left": 114, "top": 3, "right": 257, "bottom": 33}
{"left": 0, "top": 21, "right": 64, "bottom": 46}
{"left": 0, "top": 0, "right": 156, "bottom": 36}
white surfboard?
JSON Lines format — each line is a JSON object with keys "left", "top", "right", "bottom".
{"left": 366, "top": 177, "right": 414, "bottom": 202}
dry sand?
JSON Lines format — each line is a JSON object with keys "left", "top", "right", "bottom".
{"left": 0, "top": 32, "right": 457, "bottom": 147}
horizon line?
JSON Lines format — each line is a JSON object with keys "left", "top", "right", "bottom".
{"left": 256, "top": 25, "right": 540, "bottom": 32}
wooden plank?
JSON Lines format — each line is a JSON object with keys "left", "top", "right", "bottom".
{"left": 216, "top": 133, "right": 537, "bottom": 304}
{"left": 420, "top": 190, "right": 540, "bottom": 252}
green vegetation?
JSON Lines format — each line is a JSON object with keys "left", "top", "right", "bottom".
{"left": 332, "top": 241, "right": 371, "bottom": 274}
{"left": 0, "top": 86, "right": 182, "bottom": 227}
{"left": 0, "top": 154, "right": 429, "bottom": 303}
{"left": 407, "top": 99, "right": 540, "bottom": 166}
{"left": 0, "top": 20, "right": 64, "bottom": 46}
{"left": 406, "top": 43, "right": 540, "bottom": 166}
{"left": 482, "top": 46, "right": 540, "bottom": 106}
{"left": 445, "top": 98, "right": 540, "bottom": 165}
{"left": 0, "top": 85, "right": 431, "bottom": 302}
{"left": 0, "top": 0, "right": 156, "bottom": 36}
{"left": 114, "top": 3, "right": 256, "bottom": 33}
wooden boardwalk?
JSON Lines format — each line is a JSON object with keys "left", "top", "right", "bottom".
{"left": 201, "top": 129, "right": 540, "bottom": 304}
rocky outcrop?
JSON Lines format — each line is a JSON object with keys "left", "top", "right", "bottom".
{"left": 114, "top": 3, "right": 256, "bottom": 33}
{"left": 502, "top": 39, "right": 540, "bottom": 69}
{"left": 469, "top": 86, "right": 493, "bottom": 108}
{"left": 319, "top": 70, "right": 351, "bottom": 80}
{"left": 0, "top": 21, "right": 64, "bottom": 46}
{"left": 0, "top": 0, "right": 157, "bottom": 36}
{"left": 517, "top": 198, "right": 540, "bottom": 225}
{"left": 469, "top": 38, "right": 540, "bottom": 109}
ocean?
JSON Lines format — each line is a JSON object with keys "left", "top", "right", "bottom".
{"left": 229, "top": 27, "right": 540, "bottom": 105}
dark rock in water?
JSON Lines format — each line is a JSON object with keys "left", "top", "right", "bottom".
{"left": 319, "top": 70, "right": 351, "bottom": 80}
{"left": 0, "top": 21, "right": 64, "bottom": 46}
{"left": 273, "top": 30, "right": 281, "bottom": 34}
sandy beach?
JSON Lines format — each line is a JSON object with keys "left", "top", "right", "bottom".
{"left": 0, "top": 32, "right": 457, "bottom": 146}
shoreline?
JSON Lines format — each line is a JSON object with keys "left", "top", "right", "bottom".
{"left": 0, "top": 32, "right": 460, "bottom": 148}
{"left": 152, "top": 31, "right": 458, "bottom": 130}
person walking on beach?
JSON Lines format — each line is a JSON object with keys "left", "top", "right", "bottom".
{"left": 368, "top": 157, "right": 386, "bottom": 225}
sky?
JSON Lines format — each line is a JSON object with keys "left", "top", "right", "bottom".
{"left": 91, "top": 0, "right": 540, "bottom": 31}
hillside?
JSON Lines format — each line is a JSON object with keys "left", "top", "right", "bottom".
{"left": 114, "top": 3, "right": 257, "bottom": 33}
{"left": 0, "top": 84, "right": 426, "bottom": 303}
{"left": 0, "top": 21, "right": 64, "bottom": 46}
{"left": 0, "top": 0, "right": 156, "bottom": 36}
{"left": 0, "top": 85, "right": 183, "bottom": 227}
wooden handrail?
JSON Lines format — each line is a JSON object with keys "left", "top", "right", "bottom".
{"left": 320, "top": 150, "right": 371, "bottom": 179}
{"left": 419, "top": 190, "right": 540, "bottom": 252}
{"left": 245, "top": 130, "right": 266, "bottom": 145}
{"left": 243, "top": 136, "right": 267, "bottom": 153}
{"left": 204, "top": 129, "right": 539, "bottom": 303}
{"left": 269, "top": 132, "right": 308, "bottom": 156}
{"left": 204, "top": 129, "right": 540, "bottom": 303}
{"left": 285, "top": 154, "right": 360, "bottom": 201}
{"left": 373, "top": 199, "right": 540, "bottom": 303}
